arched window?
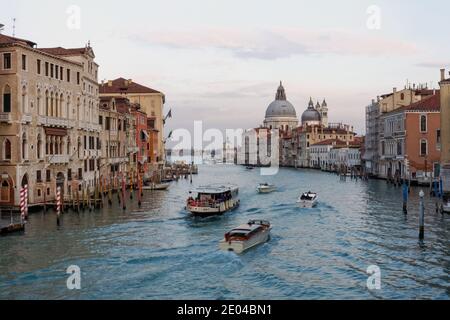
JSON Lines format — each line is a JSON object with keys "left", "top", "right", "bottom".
{"left": 1, "top": 179, "right": 10, "bottom": 202}
{"left": 67, "top": 138, "right": 71, "bottom": 155}
{"left": 3, "top": 85, "right": 11, "bottom": 113}
{"left": 60, "top": 93, "right": 64, "bottom": 117}
{"left": 50, "top": 92, "right": 54, "bottom": 117}
{"left": 45, "top": 91, "right": 49, "bottom": 116}
{"left": 55, "top": 94, "right": 59, "bottom": 117}
{"left": 420, "top": 115, "right": 427, "bottom": 132}
{"left": 22, "top": 133, "right": 28, "bottom": 160}
{"left": 37, "top": 134, "right": 42, "bottom": 159}
{"left": 66, "top": 96, "right": 70, "bottom": 119}
{"left": 420, "top": 139, "right": 428, "bottom": 156}
{"left": 22, "top": 86, "right": 27, "bottom": 113}
{"left": 37, "top": 89, "right": 42, "bottom": 115}
{"left": 400, "top": 93, "right": 405, "bottom": 100}
{"left": 3, "top": 139, "right": 11, "bottom": 160}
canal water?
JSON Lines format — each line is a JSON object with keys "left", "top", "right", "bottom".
{"left": 0, "top": 165, "right": 448, "bottom": 300}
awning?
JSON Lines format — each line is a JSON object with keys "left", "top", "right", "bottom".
{"left": 44, "top": 127, "right": 68, "bottom": 136}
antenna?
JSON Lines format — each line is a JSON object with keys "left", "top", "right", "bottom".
{"left": 12, "top": 18, "right": 16, "bottom": 37}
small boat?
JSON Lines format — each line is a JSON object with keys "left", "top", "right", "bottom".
{"left": 246, "top": 166, "right": 255, "bottom": 170}
{"left": 186, "top": 184, "right": 240, "bottom": 217}
{"left": 219, "top": 220, "right": 272, "bottom": 254}
{"left": 297, "top": 191, "right": 318, "bottom": 208}
{"left": 142, "top": 183, "right": 170, "bottom": 191}
{"left": 257, "top": 183, "right": 276, "bottom": 194}
{"left": 441, "top": 199, "right": 450, "bottom": 214}
{"left": 0, "top": 222, "right": 25, "bottom": 236}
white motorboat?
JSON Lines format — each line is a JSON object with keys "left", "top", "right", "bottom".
{"left": 441, "top": 199, "right": 450, "bottom": 214}
{"left": 186, "top": 184, "right": 240, "bottom": 217}
{"left": 219, "top": 220, "right": 272, "bottom": 254}
{"left": 297, "top": 192, "right": 318, "bottom": 208}
{"left": 257, "top": 183, "right": 276, "bottom": 194}
{"left": 142, "top": 183, "right": 170, "bottom": 191}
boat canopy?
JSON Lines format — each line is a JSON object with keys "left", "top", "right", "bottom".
{"left": 190, "top": 184, "right": 238, "bottom": 195}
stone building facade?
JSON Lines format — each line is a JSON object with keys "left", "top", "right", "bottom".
{"left": 0, "top": 34, "right": 100, "bottom": 207}
{"left": 99, "top": 78, "right": 165, "bottom": 166}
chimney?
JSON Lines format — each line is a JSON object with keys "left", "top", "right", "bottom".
{"left": 128, "top": 79, "right": 132, "bottom": 84}
{"left": 393, "top": 87, "right": 397, "bottom": 94}
{"left": 108, "top": 80, "right": 113, "bottom": 87}
{"left": 441, "top": 69, "right": 446, "bottom": 81}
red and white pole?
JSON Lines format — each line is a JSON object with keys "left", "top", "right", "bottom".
{"left": 56, "top": 186, "right": 61, "bottom": 226}
{"left": 20, "top": 187, "right": 25, "bottom": 222}
{"left": 122, "top": 173, "right": 126, "bottom": 210}
{"left": 24, "top": 184, "right": 29, "bottom": 220}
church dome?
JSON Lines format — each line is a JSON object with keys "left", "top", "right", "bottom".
{"left": 301, "top": 98, "right": 322, "bottom": 124}
{"left": 265, "top": 82, "right": 297, "bottom": 119}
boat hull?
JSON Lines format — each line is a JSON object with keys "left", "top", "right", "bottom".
{"left": 187, "top": 200, "right": 240, "bottom": 217}
{"left": 142, "top": 183, "right": 170, "bottom": 191}
{"left": 297, "top": 199, "right": 318, "bottom": 208}
{"left": 219, "top": 228, "right": 271, "bottom": 254}
{"left": 257, "top": 186, "right": 276, "bottom": 194}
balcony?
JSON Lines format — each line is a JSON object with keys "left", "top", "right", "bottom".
{"left": 0, "top": 112, "right": 12, "bottom": 123}
{"left": 79, "top": 121, "right": 101, "bottom": 132}
{"left": 108, "top": 157, "right": 129, "bottom": 165}
{"left": 47, "top": 154, "right": 70, "bottom": 164}
{"left": 21, "top": 114, "right": 32, "bottom": 124}
{"left": 38, "top": 116, "right": 69, "bottom": 128}
{"left": 128, "top": 146, "right": 139, "bottom": 154}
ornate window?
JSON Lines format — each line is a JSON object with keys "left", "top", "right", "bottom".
{"left": 3, "top": 139, "right": 11, "bottom": 160}
{"left": 3, "top": 85, "right": 11, "bottom": 113}
{"left": 420, "top": 115, "right": 427, "bottom": 133}
{"left": 420, "top": 139, "right": 428, "bottom": 156}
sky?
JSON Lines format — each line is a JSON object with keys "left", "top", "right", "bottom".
{"left": 1, "top": 0, "right": 449, "bottom": 139}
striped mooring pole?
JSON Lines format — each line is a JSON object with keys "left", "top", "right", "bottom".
{"left": 20, "top": 187, "right": 26, "bottom": 222}
{"left": 56, "top": 186, "right": 61, "bottom": 226}
{"left": 122, "top": 174, "right": 126, "bottom": 211}
{"left": 24, "top": 184, "right": 29, "bottom": 220}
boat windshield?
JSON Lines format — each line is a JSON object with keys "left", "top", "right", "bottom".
{"left": 301, "top": 193, "right": 316, "bottom": 200}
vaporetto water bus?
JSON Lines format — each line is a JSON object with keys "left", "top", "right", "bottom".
{"left": 186, "top": 184, "right": 240, "bottom": 217}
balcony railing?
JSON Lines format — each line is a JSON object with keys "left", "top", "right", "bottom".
{"left": 79, "top": 121, "right": 101, "bottom": 132}
{"left": 21, "top": 114, "right": 32, "bottom": 123}
{"left": 0, "top": 112, "right": 12, "bottom": 123}
{"left": 38, "top": 116, "right": 70, "bottom": 128}
{"left": 47, "top": 154, "right": 70, "bottom": 164}
{"left": 108, "top": 157, "right": 129, "bottom": 165}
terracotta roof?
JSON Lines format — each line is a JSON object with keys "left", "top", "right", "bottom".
{"left": 38, "top": 47, "right": 91, "bottom": 56}
{"left": 405, "top": 92, "right": 440, "bottom": 112}
{"left": 100, "top": 78, "right": 163, "bottom": 95}
{"left": 311, "top": 139, "right": 347, "bottom": 147}
{"left": 99, "top": 96, "right": 131, "bottom": 114}
{"left": 0, "top": 34, "right": 36, "bottom": 47}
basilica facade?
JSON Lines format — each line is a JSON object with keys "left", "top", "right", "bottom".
{"left": 239, "top": 82, "right": 357, "bottom": 168}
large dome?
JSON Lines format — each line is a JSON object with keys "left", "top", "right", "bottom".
{"left": 301, "top": 98, "right": 322, "bottom": 124}
{"left": 265, "top": 82, "right": 297, "bottom": 119}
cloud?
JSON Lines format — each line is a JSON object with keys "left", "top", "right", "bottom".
{"left": 128, "top": 27, "right": 417, "bottom": 60}
{"left": 415, "top": 62, "right": 449, "bottom": 69}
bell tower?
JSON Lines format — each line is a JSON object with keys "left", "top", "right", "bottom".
{"left": 319, "top": 99, "right": 329, "bottom": 127}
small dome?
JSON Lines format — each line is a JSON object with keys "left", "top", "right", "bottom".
{"left": 265, "top": 82, "right": 297, "bottom": 119}
{"left": 302, "top": 98, "right": 322, "bottom": 123}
